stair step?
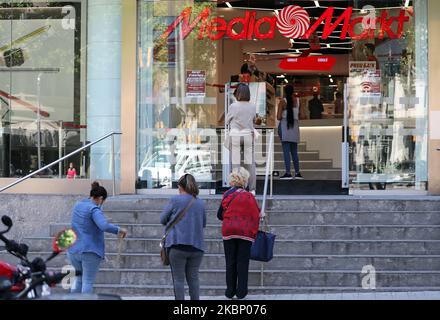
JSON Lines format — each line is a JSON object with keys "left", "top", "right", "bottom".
{"left": 48, "top": 223, "right": 440, "bottom": 240}
{"left": 26, "top": 237, "right": 440, "bottom": 255}
{"left": 81, "top": 269, "right": 440, "bottom": 287}
{"left": 91, "top": 284, "right": 440, "bottom": 297}
{"left": 7, "top": 252, "right": 440, "bottom": 271}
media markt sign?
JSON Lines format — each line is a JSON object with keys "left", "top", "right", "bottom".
{"left": 161, "top": 5, "right": 411, "bottom": 41}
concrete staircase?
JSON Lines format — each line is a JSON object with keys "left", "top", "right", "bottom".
{"left": 6, "top": 196, "right": 440, "bottom": 296}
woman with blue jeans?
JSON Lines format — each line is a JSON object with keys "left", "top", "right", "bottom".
{"left": 160, "top": 174, "right": 206, "bottom": 300}
{"left": 67, "top": 182, "right": 127, "bottom": 294}
{"left": 277, "top": 85, "right": 303, "bottom": 180}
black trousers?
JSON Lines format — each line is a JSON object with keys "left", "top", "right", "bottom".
{"left": 223, "top": 239, "right": 252, "bottom": 299}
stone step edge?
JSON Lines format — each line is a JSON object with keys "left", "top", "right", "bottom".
{"left": 46, "top": 267, "right": 440, "bottom": 274}
{"left": 26, "top": 237, "right": 440, "bottom": 243}
{"left": 101, "top": 209, "right": 440, "bottom": 213}
{"left": 49, "top": 223, "right": 440, "bottom": 228}
{"left": 93, "top": 284, "right": 440, "bottom": 291}
{"left": 17, "top": 252, "right": 440, "bottom": 258}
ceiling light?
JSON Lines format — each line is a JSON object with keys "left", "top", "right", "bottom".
{"left": 274, "top": 10, "right": 279, "bottom": 16}
{"left": 290, "top": 39, "right": 295, "bottom": 44}
{"left": 226, "top": 2, "right": 232, "bottom": 8}
{"left": 326, "top": 44, "right": 331, "bottom": 48}
{"left": 314, "top": 1, "right": 320, "bottom": 7}
{"left": 277, "top": 75, "right": 285, "bottom": 79}
{"left": 330, "top": 78, "right": 334, "bottom": 83}
{"left": 328, "top": 75, "right": 332, "bottom": 78}
{"left": 404, "top": 0, "right": 410, "bottom": 8}
{"left": 296, "top": 49, "right": 300, "bottom": 53}
{"left": 284, "top": 79, "right": 289, "bottom": 84}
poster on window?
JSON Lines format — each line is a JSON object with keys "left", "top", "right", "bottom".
{"left": 348, "top": 61, "right": 381, "bottom": 98}
{"left": 186, "top": 70, "right": 206, "bottom": 98}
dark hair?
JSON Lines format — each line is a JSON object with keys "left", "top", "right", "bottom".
{"left": 284, "top": 85, "right": 295, "bottom": 129}
{"left": 233, "top": 83, "right": 251, "bottom": 102}
{"left": 90, "top": 181, "right": 108, "bottom": 200}
{"left": 177, "top": 174, "right": 199, "bottom": 197}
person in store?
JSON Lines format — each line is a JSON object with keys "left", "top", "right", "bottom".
{"left": 334, "top": 91, "right": 344, "bottom": 116}
{"left": 67, "top": 162, "right": 77, "bottom": 180}
{"left": 364, "top": 43, "right": 380, "bottom": 70}
{"left": 225, "top": 83, "right": 257, "bottom": 195}
{"left": 217, "top": 167, "right": 260, "bottom": 300}
{"left": 308, "top": 89, "right": 324, "bottom": 120}
{"left": 277, "top": 84, "right": 303, "bottom": 180}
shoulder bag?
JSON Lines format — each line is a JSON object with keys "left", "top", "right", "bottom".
{"left": 250, "top": 216, "right": 276, "bottom": 262}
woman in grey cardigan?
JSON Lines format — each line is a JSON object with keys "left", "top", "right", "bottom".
{"left": 277, "top": 85, "right": 303, "bottom": 180}
{"left": 160, "top": 174, "right": 207, "bottom": 300}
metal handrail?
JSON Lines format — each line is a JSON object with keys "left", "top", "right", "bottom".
{"left": 0, "top": 132, "right": 122, "bottom": 195}
{"left": 261, "top": 130, "right": 274, "bottom": 218}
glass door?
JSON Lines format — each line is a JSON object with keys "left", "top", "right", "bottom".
{"left": 347, "top": 0, "right": 428, "bottom": 193}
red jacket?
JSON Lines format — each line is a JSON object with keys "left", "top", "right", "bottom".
{"left": 220, "top": 188, "right": 260, "bottom": 242}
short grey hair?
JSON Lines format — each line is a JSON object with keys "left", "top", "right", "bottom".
{"left": 234, "top": 83, "right": 251, "bottom": 102}
{"left": 229, "top": 167, "right": 250, "bottom": 188}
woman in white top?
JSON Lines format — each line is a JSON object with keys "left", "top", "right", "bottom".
{"left": 277, "top": 85, "right": 303, "bottom": 180}
{"left": 225, "top": 83, "right": 257, "bottom": 194}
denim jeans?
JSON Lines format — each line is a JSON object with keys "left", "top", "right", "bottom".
{"left": 282, "top": 142, "right": 300, "bottom": 174}
{"left": 223, "top": 239, "right": 252, "bottom": 299}
{"left": 168, "top": 247, "right": 204, "bottom": 300}
{"left": 67, "top": 252, "right": 102, "bottom": 294}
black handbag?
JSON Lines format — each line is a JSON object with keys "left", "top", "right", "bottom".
{"left": 160, "top": 198, "right": 195, "bottom": 266}
{"left": 250, "top": 217, "right": 276, "bottom": 262}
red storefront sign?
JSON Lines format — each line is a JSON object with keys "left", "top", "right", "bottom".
{"left": 279, "top": 56, "right": 336, "bottom": 71}
{"left": 161, "top": 5, "right": 410, "bottom": 41}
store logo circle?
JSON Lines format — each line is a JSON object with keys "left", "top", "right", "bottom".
{"left": 276, "top": 5, "right": 310, "bottom": 39}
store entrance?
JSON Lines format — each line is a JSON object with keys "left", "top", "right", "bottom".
{"left": 136, "top": 0, "right": 428, "bottom": 195}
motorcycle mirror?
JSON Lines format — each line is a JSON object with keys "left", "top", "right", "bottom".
{"left": 1, "top": 216, "right": 12, "bottom": 228}
{"left": 53, "top": 228, "right": 77, "bottom": 253}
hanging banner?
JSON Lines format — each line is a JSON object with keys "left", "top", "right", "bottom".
{"left": 186, "top": 70, "right": 206, "bottom": 98}
{"left": 279, "top": 56, "right": 336, "bottom": 71}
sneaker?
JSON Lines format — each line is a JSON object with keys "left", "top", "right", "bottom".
{"left": 280, "top": 173, "right": 293, "bottom": 180}
{"left": 295, "top": 173, "right": 304, "bottom": 180}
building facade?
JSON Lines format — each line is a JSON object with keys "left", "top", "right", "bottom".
{"left": 1, "top": 0, "right": 440, "bottom": 196}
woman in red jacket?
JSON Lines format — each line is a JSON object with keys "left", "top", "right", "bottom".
{"left": 217, "top": 167, "right": 260, "bottom": 299}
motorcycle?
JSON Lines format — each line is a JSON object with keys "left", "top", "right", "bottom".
{"left": 0, "top": 215, "right": 120, "bottom": 300}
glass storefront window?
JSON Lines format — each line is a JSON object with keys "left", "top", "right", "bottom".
{"left": 0, "top": 0, "right": 88, "bottom": 178}
{"left": 137, "top": 0, "right": 219, "bottom": 191}
{"left": 347, "top": 0, "right": 428, "bottom": 191}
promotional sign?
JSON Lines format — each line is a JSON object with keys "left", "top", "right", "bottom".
{"left": 279, "top": 56, "right": 336, "bottom": 71}
{"left": 186, "top": 70, "right": 206, "bottom": 98}
{"left": 161, "top": 5, "right": 411, "bottom": 41}
{"left": 360, "top": 70, "right": 381, "bottom": 98}
{"left": 349, "top": 61, "right": 377, "bottom": 74}
{"left": 349, "top": 61, "right": 381, "bottom": 98}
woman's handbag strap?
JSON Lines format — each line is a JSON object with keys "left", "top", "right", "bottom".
{"left": 163, "top": 198, "right": 196, "bottom": 240}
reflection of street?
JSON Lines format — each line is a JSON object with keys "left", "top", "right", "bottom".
{"left": 137, "top": 135, "right": 214, "bottom": 189}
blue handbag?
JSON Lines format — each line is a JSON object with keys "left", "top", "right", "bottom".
{"left": 250, "top": 219, "right": 276, "bottom": 262}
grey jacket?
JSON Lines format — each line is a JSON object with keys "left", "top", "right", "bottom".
{"left": 160, "top": 194, "right": 207, "bottom": 252}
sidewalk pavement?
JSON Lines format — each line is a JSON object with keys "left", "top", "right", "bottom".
{"left": 123, "top": 291, "right": 440, "bottom": 300}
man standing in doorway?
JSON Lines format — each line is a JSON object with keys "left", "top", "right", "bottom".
{"left": 308, "top": 88, "right": 324, "bottom": 120}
